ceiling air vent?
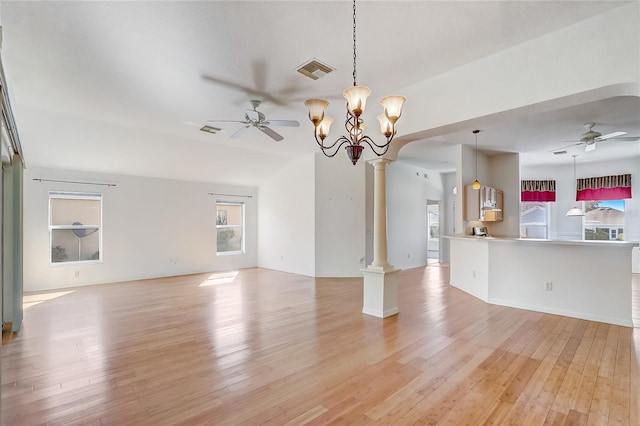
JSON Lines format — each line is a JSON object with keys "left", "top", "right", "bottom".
{"left": 553, "top": 150, "right": 567, "bottom": 155}
{"left": 296, "top": 59, "right": 335, "bottom": 80}
{"left": 200, "top": 125, "right": 222, "bottom": 134}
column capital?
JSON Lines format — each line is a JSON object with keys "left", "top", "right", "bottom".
{"left": 367, "top": 157, "right": 394, "bottom": 167}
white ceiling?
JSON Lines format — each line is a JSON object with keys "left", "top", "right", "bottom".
{"left": 398, "top": 96, "right": 640, "bottom": 172}
{"left": 2, "top": 1, "right": 638, "bottom": 185}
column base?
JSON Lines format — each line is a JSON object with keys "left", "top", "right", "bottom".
{"left": 361, "top": 267, "right": 400, "bottom": 318}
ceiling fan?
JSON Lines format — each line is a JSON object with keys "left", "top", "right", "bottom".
{"left": 550, "top": 123, "right": 639, "bottom": 154}
{"left": 204, "top": 100, "right": 300, "bottom": 141}
{"left": 202, "top": 59, "right": 306, "bottom": 106}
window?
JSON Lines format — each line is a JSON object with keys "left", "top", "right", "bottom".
{"left": 520, "top": 202, "right": 548, "bottom": 239}
{"left": 584, "top": 200, "right": 624, "bottom": 241}
{"left": 49, "top": 192, "right": 102, "bottom": 264}
{"left": 216, "top": 202, "right": 244, "bottom": 254}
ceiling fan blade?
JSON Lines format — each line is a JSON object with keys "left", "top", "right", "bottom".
{"left": 548, "top": 142, "right": 582, "bottom": 153}
{"left": 265, "top": 120, "right": 300, "bottom": 127}
{"left": 597, "top": 131, "right": 627, "bottom": 140}
{"left": 258, "top": 126, "right": 284, "bottom": 141}
{"left": 202, "top": 75, "right": 285, "bottom": 106}
{"left": 206, "top": 119, "right": 248, "bottom": 124}
{"left": 604, "top": 136, "right": 639, "bottom": 142}
{"left": 230, "top": 125, "right": 251, "bottom": 139}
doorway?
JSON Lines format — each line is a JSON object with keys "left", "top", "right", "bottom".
{"left": 427, "top": 200, "right": 440, "bottom": 262}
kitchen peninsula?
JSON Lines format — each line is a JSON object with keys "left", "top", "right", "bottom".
{"left": 445, "top": 236, "right": 638, "bottom": 327}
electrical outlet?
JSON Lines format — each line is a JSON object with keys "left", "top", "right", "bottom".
{"left": 472, "top": 270, "right": 476, "bottom": 278}
{"left": 74, "top": 270, "right": 80, "bottom": 278}
{"left": 545, "top": 281, "right": 553, "bottom": 291}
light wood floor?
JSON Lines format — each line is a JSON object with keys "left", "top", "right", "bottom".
{"left": 2, "top": 266, "right": 639, "bottom": 425}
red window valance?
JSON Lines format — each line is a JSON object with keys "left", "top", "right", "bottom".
{"left": 521, "top": 180, "right": 556, "bottom": 202}
{"left": 576, "top": 174, "right": 632, "bottom": 201}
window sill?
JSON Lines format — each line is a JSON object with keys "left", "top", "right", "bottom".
{"left": 49, "top": 260, "right": 103, "bottom": 267}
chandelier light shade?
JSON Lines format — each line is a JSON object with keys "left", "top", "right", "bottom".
{"left": 304, "top": 99, "right": 330, "bottom": 127}
{"left": 316, "top": 116, "right": 334, "bottom": 139}
{"left": 380, "top": 96, "right": 406, "bottom": 123}
{"left": 566, "top": 155, "right": 584, "bottom": 217}
{"left": 304, "top": 0, "right": 406, "bottom": 165}
{"left": 472, "top": 130, "right": 481, "bottom": 190}
{"left": 343, "top": 86, "right": 371, "bottom": 117}
{"left": 377, "top": 114, "right": 393, "bottom": 137}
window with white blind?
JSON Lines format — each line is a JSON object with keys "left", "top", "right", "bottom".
{"left": 49, "top": 192, "right": 102, "bottom": 264}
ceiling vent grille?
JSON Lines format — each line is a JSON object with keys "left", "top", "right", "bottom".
{"left": 296, "top": 59, "right": 335, "bottom": 80}
{"left": 200, "top": 125, "right": 222, "bottom": 134}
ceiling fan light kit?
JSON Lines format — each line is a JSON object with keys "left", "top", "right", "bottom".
{"left": 304, "top": 0, "right": 406, "bottom": 165}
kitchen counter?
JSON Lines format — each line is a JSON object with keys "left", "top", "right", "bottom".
{"left": 444, "top": 235, "right": 637, "bottom": 327}
{"left": 446, "top": 235, "right": 638, "bottom": 247}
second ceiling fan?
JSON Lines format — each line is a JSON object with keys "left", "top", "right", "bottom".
{"left": 551, "top": 122, "right": 638, "bottom": 153}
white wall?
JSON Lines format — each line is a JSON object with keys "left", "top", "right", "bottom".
{"left": 449, "top": 237, "right": 489, "bottom": 302}
{"left": 314, "top": 154, "right": 366, "bottom": 277}
{"left": 23, "top": 167, "right": 257, "bottom": 292}
{"left": 521, "top": 156, "right": 640, "bottom": 242}
{"left": 488, "top": 239, "right": 634, "bottom": 327}
{"left": 257, "top": 154, "right": 315, "bottom": 277}
{"left": 387, "top": 161, "right": 444, "bottom": 269}
{"left": 394, "top": 3, "right": 639, "bottom": 141}
{"left": 486, "top": 153, "right": 520, "bottom": 237}
{"left": 448, "top": 236, "right": 634, "bottom": 327}
{"left": 440, "top": 172, "right": 456, "bottom": 263}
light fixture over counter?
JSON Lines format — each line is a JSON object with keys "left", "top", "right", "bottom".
{"left": 304, "top": 0, "right": 406, "bottom": 165}
{"left": 472, "top": 130, "right": 481, "bottom": 190}
{"left": 566, "top": 155, "right": 584, "bottom": 217}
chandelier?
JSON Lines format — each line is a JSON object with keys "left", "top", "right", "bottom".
{"left": 304, "top": 0, "right": 406, "bottom": 165}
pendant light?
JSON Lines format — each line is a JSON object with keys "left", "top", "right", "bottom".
{"left": 472, "top": 130, "right": 481, "bottom": 190}
{"left": 566, "top": 155, "right": 584, "bottom": 217}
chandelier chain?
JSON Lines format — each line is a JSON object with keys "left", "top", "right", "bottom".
{"left": 303, "top": 0, "right": 405, "bottom": 165}
{"left": 352, "top": 0, "right": 357, "bottom": 86}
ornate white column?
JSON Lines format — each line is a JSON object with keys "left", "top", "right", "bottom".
{"left": 362, "top": 158, "right": 399, "bottom": 318}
